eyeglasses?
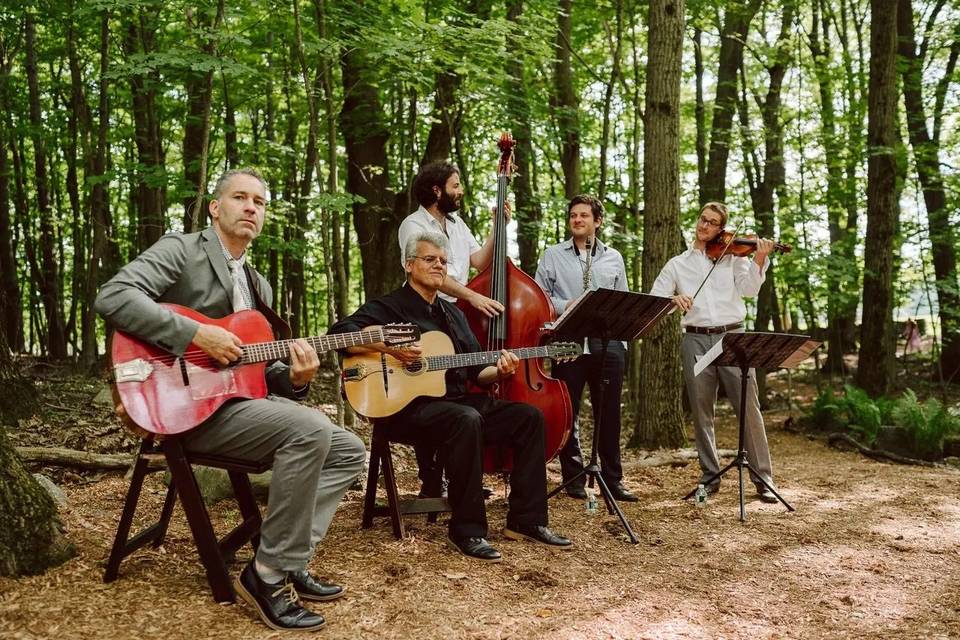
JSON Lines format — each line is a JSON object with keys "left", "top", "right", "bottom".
{"left": 698, "top": 215, "right": 722, "bottom": 228}
{"left": 414, "top": 255, "right": 449, "bottom": 267}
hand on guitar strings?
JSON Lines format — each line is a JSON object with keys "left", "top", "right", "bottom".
{"left": 288, "top": 338, "right": 320, "bottom": 388}
{"left": 495, "top": 350, "right": 520, "bottom": 378}
{"left": 385, "top": 341, "right": 423, "bottom": 364}
{"left": 193, "top": 323, "right": 243, "bottom": 366}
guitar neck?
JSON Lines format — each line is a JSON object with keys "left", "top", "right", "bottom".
{"left": 241, "top": 328, "right": 384, "bottom": 364}
{"left": 425, "top": 346, "right": 553, "bottom": 372}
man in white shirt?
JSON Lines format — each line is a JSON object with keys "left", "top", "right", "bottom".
{"left": 649, "top": 202, "right": 779, "bottom": 503}
{"left": 398, "top": 161, "right": 505, "bottom": 316}
{"left": 397, "top": 161, "right": 507, "bottom": 496}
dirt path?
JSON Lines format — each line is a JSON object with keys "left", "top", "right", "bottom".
{"left": 2, "top": 401, "right": 959, "bottom": 640}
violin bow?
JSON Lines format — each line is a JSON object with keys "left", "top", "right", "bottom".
{"left": 689, "top": 220, "right": 744, "bottom": 304}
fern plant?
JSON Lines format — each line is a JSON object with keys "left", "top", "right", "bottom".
{"left": 842, "top": 384, "right": 882, "bottom": 445}
{"left": 892, "top": 390, "right": 960, "bottom": 456}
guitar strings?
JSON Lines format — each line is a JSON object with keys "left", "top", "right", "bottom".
{"left": 114, "top": 327, "right": 399, "bottom": 369}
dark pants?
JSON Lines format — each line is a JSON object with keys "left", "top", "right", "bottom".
{"left": 552, "top": 340, "right": 626, "bottom": 488}
{"left": 386, "top": 394, "right": 548, "bottom": 539}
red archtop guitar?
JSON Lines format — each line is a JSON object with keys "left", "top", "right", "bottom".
{"left": 111, "top": 303, "right": 419, "bottom": 435}
{"left": 341, "top": 331, "right": 582, "bottom": 418}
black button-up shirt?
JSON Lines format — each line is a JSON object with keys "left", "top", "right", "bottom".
{"left": 329, "top": 283, "right": 484, "bottom": 398}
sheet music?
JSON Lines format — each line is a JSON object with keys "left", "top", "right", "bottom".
{"left": 694, "top": 337, "right": 724, "bottom": 377}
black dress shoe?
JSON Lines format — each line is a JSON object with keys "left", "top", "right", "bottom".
{"left": 503, "top": 524, "right": 573, "bottom": 549}
{"left": 235, "top": 562, "right": 325, "bottom": 632}
{"left": 565, "top": 485, "right": 587, "bottom": 500}
{"left": 447, "top": 536, "right": 502, "bottom": 562}
{"left": 418, "top": 475, "right": 448, "bottom": 498}
{"left": 756, "top": 487, "right": 779, "bottom": 503}
{"left": 287, "top": 569, "right": 345, "bottom": 602}
{"left": 606, "top": 481, "right": 639, "bottom": 502}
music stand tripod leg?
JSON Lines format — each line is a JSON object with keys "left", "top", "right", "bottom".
{"left": 548, "top": 335, "right": 640, "bottom": 544}
{"left": 682, "top": 364, "right": 794, "bottom": 521}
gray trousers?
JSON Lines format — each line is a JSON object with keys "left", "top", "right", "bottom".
{"left": 680, "top": 332, "right": 773, "bottom": 489}
{"left": 184, "top": 395, "right": 366, "bottom": 572}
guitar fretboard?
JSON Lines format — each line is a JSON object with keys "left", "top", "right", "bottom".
{"left": 240, "top": 328, "right": 384, "bottom": 364}
{"left": 423, "top": 346, "right": 557, "bottom": 371}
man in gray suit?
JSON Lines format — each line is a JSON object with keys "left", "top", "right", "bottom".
{"left": 95, "top": 168, "right": 365, "bottom": 632}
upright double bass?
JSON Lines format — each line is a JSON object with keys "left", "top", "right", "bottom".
{"left": 457, "top": 133, "right": 573, "bottom": 472}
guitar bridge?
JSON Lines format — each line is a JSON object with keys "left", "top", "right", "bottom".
{"left": 114, "top": 359, "right": 154, "bottom": 383}
{"left": 342, "top": 364, "right": 367, "bottom": 382}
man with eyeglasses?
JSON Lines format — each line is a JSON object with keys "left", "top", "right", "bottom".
{"left": 649, "top": 202, "right": 779, "bottom": 503}
{"left": 330, "top": 231, "right": 573, "bottom": 562}
{"left": 397, "top": 161, "right": 507, "bottom": 499}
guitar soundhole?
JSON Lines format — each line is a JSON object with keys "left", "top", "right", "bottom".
{"left": 404, "top": 360, "right": 426, "bottom": 376}
{"left": 185, "top": 361, "right": 238, "bottom": 400}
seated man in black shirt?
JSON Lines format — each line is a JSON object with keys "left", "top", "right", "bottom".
{"left": 330, "top": 231, "right": 572, "bottom": 561}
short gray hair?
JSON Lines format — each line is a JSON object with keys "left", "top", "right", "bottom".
{"left": 404, "top": 231, "right": 449, "bottom": 263}
{"left": 212, "top": 168, "right": 267, "bottom": 200}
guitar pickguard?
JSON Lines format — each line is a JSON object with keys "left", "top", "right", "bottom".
{"left": 185, "top": 361, "right": 238, "bottom": 400}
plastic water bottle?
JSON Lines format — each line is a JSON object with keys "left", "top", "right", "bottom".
{"left": 585, "top": 487, "right": 598, "bottom": 514}
{"left": 694, "top": 483, "right": 708, "bottom": 508}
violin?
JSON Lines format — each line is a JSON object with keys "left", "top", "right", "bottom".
{"left": 705, "top": 231, "right": 792, "bottom": 262}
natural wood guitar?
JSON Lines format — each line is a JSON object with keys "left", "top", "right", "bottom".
{"left": 341, "top": 330, "right": 582, "bottom": 418}
{"left": 111, "top": 303, "right": 419, "bottom": 435}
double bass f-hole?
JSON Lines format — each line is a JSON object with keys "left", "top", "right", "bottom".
{"left": 523, "top": 360, "right": 544, "bottom": 393}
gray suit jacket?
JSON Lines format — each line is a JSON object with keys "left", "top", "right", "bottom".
{"left": 95, "top": 226, "right": 298, "bottom": 398}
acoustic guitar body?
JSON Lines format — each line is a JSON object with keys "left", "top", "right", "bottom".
{"left": 111, "top": 304, "right": 271, "bottom": 435}
{"left": 342, "top": 332, "right": 455, "bottom": 418}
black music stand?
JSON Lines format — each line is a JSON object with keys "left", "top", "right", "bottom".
{"left": 546, "top": 288, "right": 674, "bottom": 543}
{"left": 682, "top": 332, "right": 822, "bottom": 521}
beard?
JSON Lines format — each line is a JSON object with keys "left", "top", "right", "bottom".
{"left": 437, "top": 189, "right": 461, "bottom": 214}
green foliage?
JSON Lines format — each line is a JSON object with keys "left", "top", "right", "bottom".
{"left": 891, "top": 389, "right": 960, "bottom": 455}
{"left": 809, "top": 385, "right": 960, "bottom": 454}
{"left": 840, "top": 384, "right": 884, "bottom": 445}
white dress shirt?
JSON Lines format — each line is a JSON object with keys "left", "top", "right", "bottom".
{"left": 398, "top": 206, "right": 481, "bottom": 301}
{"left": 649, "top": 247, "right": 768, "bottom": 327}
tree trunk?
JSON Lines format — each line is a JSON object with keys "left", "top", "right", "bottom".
{"left": 856, "top": 0, "right": 898, "bottom": 396}
{"left": 506, "top": 0, "right": 545, "bottom": 275}
{"left": 181, "top": 0, "right": 225, "bottom": 232}
{"left": 0, "top": 95, "right": 20, "bottom": 352}
{"left": 65, "top": 5, "right": 92, "bottom": 354}
{"left": 125, "top": 7, "right": 166, "bottom": 251}
{"left": 314, "top": 0, "right": 349, "bottom": 325}
{"left": 631, "top": 0, "right": 686, "bottom": 450}
{"left": 700, "top": 0, "right": 761, "bottom": 203}
{"left": 25, "top": 13, "right": 67, "bottom": 359}
{"left": 896, "top": 0, "right": 960, "bottom": 382}
{"left": 553, "top": 0, "right": 581, "bottom": 198}
{"left": 222, "top": 71, "right": 240, "bottom": 169}
{"left": 0, "top": 298, "right": 74, "bottom": 576}
{"left": 80, "top": 11, "right": 112, "bottom": 370}
{"left": 339, "top": 2, "right": 402, "bottom": 299}
{"left": 693, "top": 20, "right": 706, "bottom": 188}
{"left": 809, "top": 0, "right": 859, "bottom": 374}
{"left": 597, "top": 0, "right": 623, "bottom": 203}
